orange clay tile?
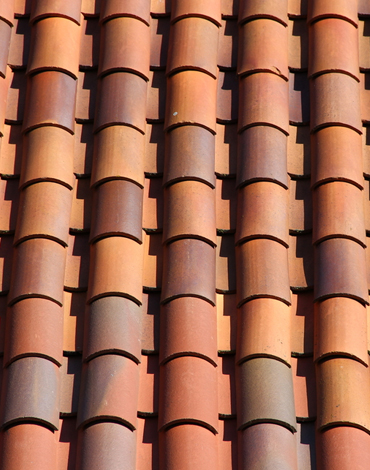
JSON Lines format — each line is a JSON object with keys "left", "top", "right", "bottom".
{"left": 143, "top": 231, "right": 162, "bottom": 289}
{"left": 221, "top": 0, "right": 238, "bottom": 17}
{"left": 90, "top": 180, "right": 143, "bottom": 243}
{"left": 317, "top": 357, "right": 370, "bottom": 431}
{"left": 237, "top": 126, "right": 288, "bottom": 188}
{"left": 143, "top": 177, "right": 163, "bottom": 230}
{"left": 20, "top": 126, "right": 74, "bottom": 189}
{"left": 236, "top": 239, "right": 291, "bottom": 306}
{"left": 287, "top": 125, "right": 310, "bottom": 177}
{"left": 171, "top": 0, "right": 221, "bottom": 26}
{"left": 163, "top": 180, "right": 216, "bottom": 246}
{"left": 1, "top": 356, "right": 60, "bottom": 429}
{"left": 359, "top": 20, "right": 370, "bottom": 71}
{"left": 164, "top": 125, "right": 216, "bottom": 188}
{"left": 91, "top": 125, "right": 145, "bottom": 188}
{"left": 77, "top": 355, "right": 139, "bottom": 429}
{"left": 4, "top": 298, "right": 63, "bottom": 366}
{"left": 309, "top": 18, "right": 359, "bottom": 81}
{"left": 359, "top": 0, "right": 370, "bottom": 15}
{"left": 23, "top": 71, "right": 77, "bottom": 134}
{"left": 288, "top": 0, "right": 307, "bottom": 17}
{"left": 363, "top": 128, "right": 370, "bottom": 178}
{"left": 56, "top": 419, "right": 78, "bottom": 470}
{"left": 240, "top": 423, "right": 298, "bottom": 470}
{"left": 74, "top": 122, "right": 93, "bottom": 176}
{"left": 310, "top": 73, "right": 362, "bottom": 133}
{"left": 9, "top": 238, "right": 66, "bottom": 306}
{"left": 217, "top": 419, "right": 237, "bottom": 470}
{"left": 167, "top": 17, "right": 219, "bottom": 78}
{"left": 0, "top": 1, "right": 14, "bottom": 25}
{"left": 238, "top": 19, "right": 288, "bottom": 80}
{"left": 27, "top": 17, "right": 80, "bottom": 79}
{"left": 317, "top": 426, "right": 370, "bottom": 470}
{"left": 76, "top": 423, "right": 137, "bottom": 470}
{"left": 30, "top": 0, "right": 82, "bottom": 24}
{"left": 237, "top": 182, "right": 289, "bottom": 246}
{"left": 216, "top": 234, "right": 236, "bottom": 292}
{"left": 215, "top": 123, "right": 237, "bottom": 177}
{"left": 145, "top": 123, "right": 165, "bottom": 175}
{"left": 137, "top": 354, "right": 159, "bottom": 414}
{"left": 146, "top": 70, "right": 166, "bottom": 121}
{"left": 0, "top": 125, "right": 22, "bottom": 176}
{"left": 165, "top": 70, "right": 217, "bottom": 134}
{"left": 315, "top": 297, "right": 368, "bottom": 365}
{"left": 288, "top": 19, "right": 308, "bottom": 71}
{"left": 216, "top": 293, "right": 236, "bottom": 352}
{"left": 290, "top": 291, "right": 314, "bottom": 355}
{"left": 237, "top": 357, "right": 296, "bottom": 432}
{"left": 313, "top": 181, "right": 366, "bottom": 246}
{"left": 360, "top": 72, "right": 370, "bottom": 124}
{"left": 311, "top": 126, "right": 363, "bottom": 189}
{"left": 215, "top": 178, "right": 236, "bottom": 231}
{"left": 64, "top": 233, "right": 90, "bottom": 291}
{"left": 99, "top": 17, "right": 150, "bottom": 80}
{"left": 307, "top": 0, "right": 358, "bottom": 27}
{"left": 0, "top": 19, "right": 11, "bottom": 78}
{"left": 59, "top": 355, "right": 82, "bottom": 414}
{"left": 314, "top": 238, "right": 368, "bottom": 304}
{"left": 76, "top": 70, "right": 97, "bottom": 121}
{"left": 136, "top": 418, "right": 159, "bottom": 470}
{"left": 0, "top": 235, "right": 14, "bottom": 293}
{"left": 159, "top": 425, "right": 218, "bottom": 470}
{"left": 161, "top": 238, "right": 216, "bottom": 305}
{"left": 141, "top": 291, "right": 160, "bottom": 353}
{"left": 291, "top": 356, "right": 316, "bottom": 419}
{"left": 79, "top": 17, "right": 100, "bottom": 69}
{"left": 160, "top": 297, "right": 217, "bottom": 365}
{"left": 84, "top": 296, "right": 142, "bottom": 363}
{"left": 289, "top": 71, "right": 310, "bottom": 124}
{"left": 1, "top": 424, "right": 57, "bottom": 470}
{"left": 0, "top": 178, "right": 18, "bottom": 233}
{"left": 70, "top": 178, "right": 91, "bottom": 231}
{"left": 237, "top": 298, "right": 291, "bottom": 365}
{"left": 218, "top": 355, "right": 236, "bottom": 416}
{"left": 218, "top": 19, "right": 237, "bottom": 69}
{"left": 239, "top": 0, "right": 288, "bottom": 26}
{"left": 88, "top": 236, "right": 143, "bottom": 305}
{"left": 100, "top": 0, "right": 151, "bottom": 25}
{"left": 150, "top": 16, "right": 170, "bottom": 69}
{"left": 15, "top": 182, "right": 73, "bottom": 247}
{"left": 94, "top": 72, "right": 147, "bottom": 134}
{"left": 63, "top": 290, "right": 85, "bottom": 353}
{"left": 216, "top": 70, "right": 238, "bottom": 122}
{"left": 238, "top": 72, "right": 289, "bottom": 134}
{"left": 289, "top": 178, "right": 312, "bottom": 233}
{"left": 288, "top": 233, "right": 314, "bottom": 289}
{"left": 159, "top": 356, "right": 218, "bottom": 432}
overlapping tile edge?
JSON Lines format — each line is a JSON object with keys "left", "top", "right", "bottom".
{"left": 0, "top": 0, "right": 368, "bottom": 469}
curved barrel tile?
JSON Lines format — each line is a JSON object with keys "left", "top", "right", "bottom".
{"left": 100, "top": 0, "right": 150, "bottom": 25}
{"left": 30, "top": 0, "right": 82, "bottom": 25}
{"left": 239, "top": 0, "right": 288, "bottom": 26}
{"left": 307, "top": 0, "right": 358, "bottom": 27}
{"left": 171, "top": 0, "right": 221, "bottom": 26}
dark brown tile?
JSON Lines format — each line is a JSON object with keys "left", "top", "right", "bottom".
{"left": 159, "top": 356, "right": 218, "bottom": 432}
{"left": 239, "top": 1, "right": 288, "bottom": 26}
{"left": 1, "top": 356, "right": 60, "bottom": 429}
{"left": 90, "top": 180, "right": 143, "bottom": 243}
{"left": 87, "top": 236, "right": 143, "bottom": 305}
{"left": 236, "top": 239, "right": 291, "bottom": 306}
{"left": 160, "top": 297, "right": 217, "bottom": 365}
{"left": 94, "top": 72, "right": 147, "bottom": 134}
{"left": 15, "top": 182, "right": 73, "bottom": 246}
{"left": 84, "top": 296, "right": 142, "bottom": 363}
{"left": 164, "top": 125, "right": 215, "bottom": 188}
{"left": 314, "top": 238, "right": 368, "bottom": 304}
{"left": 161, "top": 238, "right": 216, "bottom": 305}
{"left": 30, "top": 0, "right": 82, "bottom": 24}
{"left": 237, "top": 126, "right": 288, "bottom": 188}
{"left": 99, "top": 17, "right": 150, "bottom": 80}
{"left": 171, "top": 1, "right": 221, "bottom": 26}
{"left": 9, "top": 238, "right": 66, "bottom": 306}
{"left": 163, "top": 180, "right": 216, "bottom": 246}
{"left": 239, "top": 73, "right": 289, "bottom": 134}
{"left": 4, "top": 297, "right": 63, "bottom": 366}
{"left": 238, "top": 19, "right": 288, "bottom": 80}
{"left": 237, "top": 357, "right": 296, "bottom": 432}
{"left": 167, "top": 17, "right": 219, "bottom": 78}
{"left": 91, "top": 125, "right": 145, "bottom": 188}
{"left": 77, "top": 354, "right": 139, "bottom": 429}
{"left": 23, "top": 71, "right": 77, "bottom": 134}
{"left": 165, "top": 70, "right": 217, "bottom": 134}
{"left": 27, "top": 17, "right": 80, "bottom": 79}
{"left": 100, "top": 0, "right": 151, "bottom": 25}
{"left": 76, "top": 422, "right": 136, "bottom": 470}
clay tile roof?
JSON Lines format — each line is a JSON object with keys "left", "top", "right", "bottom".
{"left": 0, "top": 1, "right": 370, "bottom": 468}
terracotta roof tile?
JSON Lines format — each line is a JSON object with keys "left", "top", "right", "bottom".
{"left": 217, "top": 70, "right": 238, "bottom": 122}
{"left": 289, "top": 71, "right": 310, "bottom": 124}
{"left": 307, "top": 0, "right": 358, "bottom": 27}
{"left": 141, "top": 292, "right": 160, "bottom": 354}
{"left": 60, "top": 355, "right": 81, "bottom": 415}
{"left": 218, "top": 19, "right": 237, "bottom": 69}
{"left": 0, "top": 20, "right": 12, "bottom": 78}
{"left": 100, "top": 0, "right": 150, "bottom": 25}
{"left": 239, "top": 0, "right": 288, "bottom": 26}
{"left": 216, "top": 292, "right": 236, "bottom": 352}
{"left": 138, "top": 354, "right": 159, "bottom": 415}
{"left": 0, "top": 235, "right": 13, "bottom": 293}
{"left": 79, "top": 16, "right": 100, "bottom": 69}
{"left": 291, "top": 356, "right": 316, "bottom": 419}
{"left": 216, "top": 178, "right": 236, "bottom": 231}
{"left": 76, "top": 70, "right": 97, "bottom": 121}
{"left": 64, "top": 233, "right": 90, "bottom": 291}
{"left": 171, "top": 0, "right": 221, "bottom": 26}
{"left": 218, "top": 354, "right": 236, "bottom": 416}
{"left": 215, "top": 123, "right": 237, "bottom": 177}
{"left": 144, "top": 123, "right": 164, "bottom": 175}
{"left": 14, "top": 0, "right": 31, "bottom": 17}
{"left": 288, "top": 233, "right": 314, "bottom": 289}
{"left": 216, "top": 234, "right": 236, "bottom": 292}
{"left": 70, "top": 178, "right": 91, "bottom": 231}
{"left": 290, "top": 291, "right": 314, "bottom": 355}
{"left": 74, "top": 122, "right": 93, "bottom": 176}
{"left": 150, "top": 16, "right": 169, "bottom": 69}
{"left": 359, "top": 19, "right": 370, "bottom": 70}
{"left": 63, "top": 290, "right": 85, "bottom": 353}
{"left": 0, "top": 178, "right": 19, "bottom": 233}
{"left": 287, "top": 125, "right": 310, "bottom": 177}
{"left": 0, "top": 124, "right": 22, "bottom": 176}
{"left": 136, "top": 416, "right": 159, "bottom": 470}
{"left": 30, "top": 0, "right": 82, "bottom": 25}
{"left": 289, "top": 178, "right": 312, "bottom": 233}
{"left": 143, "top": 177, "right": 163, "bottom": 231}
{"left": 6, "top": 69, "right": 26, "bottom": 124}
{"left": 0, "top": 2, "right": 14, "bottom": 25}
{"left": 288, "top": 19, "right": 308, "bottom": 70}
{"left": 147, "top": 70, "right": 166, "bottom": 121}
